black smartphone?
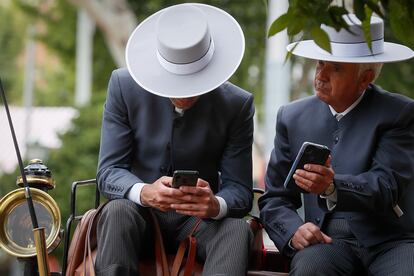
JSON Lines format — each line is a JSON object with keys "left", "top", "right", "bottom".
{"left": 172, "top": 170, "right": 199, "bottom": 188}
{"left": 283, "top": 142, "right": 331, "bottom": 193}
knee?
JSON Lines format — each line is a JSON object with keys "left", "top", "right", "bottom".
{"left": 290, "top": 250, "right": 328, "bottom": 276}
{"left": 101, "top": 199, "right": 137, "bottom": 216}
{"left": 99, "top": 199, "right": 147, "bottom": 231}
{"left": 222, "top": 219, "right": 253, "bottom": 242}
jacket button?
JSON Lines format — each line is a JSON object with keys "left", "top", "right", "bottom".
{"left": 334, "top": 137, "right": 339, "bottom": 144}
{"left": 315, "top": 218, "right": 321, "bottom": 223}
{"left": 173, "top": 119, "right": 182, "bottom": 128}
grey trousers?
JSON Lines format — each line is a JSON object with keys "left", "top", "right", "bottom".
{"left": 95, "top": 199, "right": 253, "bottom": 276}
{"left": 289, "top": 218, "right": 414, "bottom": 276}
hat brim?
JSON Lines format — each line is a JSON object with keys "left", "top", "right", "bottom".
{"left": 126, "top": 3, "right": 245, "bottom": 98}
{"left": 287, "top": 40, "right": 414, "bottom": 63}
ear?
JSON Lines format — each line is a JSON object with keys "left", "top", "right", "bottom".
{"left": 358, "top": 69, "right": 375, "bottom": 92}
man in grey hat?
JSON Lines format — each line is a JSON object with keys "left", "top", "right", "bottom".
{"left": 260, "top": 14, "right": 414, "bottom": 275}
{"left": 95, "top": 3, "right": 254, "bottom": 276}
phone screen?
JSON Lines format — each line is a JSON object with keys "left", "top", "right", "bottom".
{"left": 172, "top": 170, "right": 199, "bottom": 188}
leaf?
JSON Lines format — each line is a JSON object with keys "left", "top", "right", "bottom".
{"left": 268, "top": 13, "right": 290, "bottom": 38}
{"left": 284, "top": 42, "right": 298, "bottom": 64}
{"left": 328, "top": 6, "right": 351, "bottom": 32}
{"left": 311, "top": 27, "right": 331, "bottom": 53}
{"left": 361, "top": 8, "right": 373, "bottom": 52}
{"left": 287, "top": 17, "right": 304, "bottom": 37}
{"left": 329, "top": 6, "right": 349, "bottom": 23}
{"left": 366, "top": 0, "right": 385, "bottom": 18}
{"left": 354, "top": 0, "right": 366, "bottom": 21}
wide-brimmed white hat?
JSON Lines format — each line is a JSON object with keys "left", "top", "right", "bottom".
{"left": 287, "top": 14, "right": 414, "bottom": 63}
{"left": 125, "top": 3, "right": 245, "bottom": 98}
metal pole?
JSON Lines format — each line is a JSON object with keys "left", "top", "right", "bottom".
{"left": 75, "top": 8, "right": 95, "bottom": 107}
{"left": 0, "top": 79, "right": 50, "bottom": 276}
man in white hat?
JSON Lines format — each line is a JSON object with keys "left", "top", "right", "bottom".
{"left": 95, "top": 3, "right": 254, "bottom": 275}
{"left": 260, "top": 14, "right": 414, "bottom": 275}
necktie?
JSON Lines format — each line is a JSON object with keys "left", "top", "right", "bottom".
{"left": 335, "top": 113, "right": 343, "bottom": 121}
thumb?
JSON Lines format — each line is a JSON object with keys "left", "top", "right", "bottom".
{"left": 160, "top": 178, "right": 172, "bottom": 187}
{"left": 325, "top": 155, "right": 332, "bottom": 167}
{"left": 321, "top": 232, "right": 332, "bottom": 243}
{"left": 196, "top": 179, "right": 209, "bottom": 188}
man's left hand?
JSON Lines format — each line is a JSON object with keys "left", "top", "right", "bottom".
{"left": 170, "top": 179, "right": 220, "bottom": 218}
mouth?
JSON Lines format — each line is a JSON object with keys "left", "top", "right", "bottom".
{"left": 171, "top": 97, "right": 199, "bottom": 109}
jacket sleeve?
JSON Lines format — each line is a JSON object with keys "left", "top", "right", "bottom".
{"left": 96, "top": 70, "right": 142, "bottom": 199}
{"left": 333, "top": 101, "right": 414, "bottom": 214}
{"left": 259, "top": 106, "right": 304, "bottom": 254}
{"left": 216, "top": 93, "right": 255, "bottom": 218}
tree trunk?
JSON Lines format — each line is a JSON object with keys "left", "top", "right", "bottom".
{"left": 67, "top": 0, "right": 137, "bottom": 67}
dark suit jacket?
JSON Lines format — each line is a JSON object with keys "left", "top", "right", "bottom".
{"left": 259, "top": 84, "right": 414, "bottom": 254}
{"left": 97, "top": 68, "right": 254, "bottom": 218}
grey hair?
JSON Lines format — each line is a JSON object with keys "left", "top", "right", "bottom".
{"left": 358, "top": 62, "right": 383, "bottom": 82}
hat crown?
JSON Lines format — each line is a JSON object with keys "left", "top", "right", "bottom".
{"left": 286, "top": 13, "right": 414, "bottom": 63}
{"left": 157, "top": 5, "right": 211, "bottom": 64}
{"left": 318, "top": 14, "right": 384, "bottom": 57}
{"left": 322, "top": 14, "right": 383, "bottom": 44}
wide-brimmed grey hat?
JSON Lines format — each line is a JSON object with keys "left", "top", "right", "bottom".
{"left": 126, "top": 3, "right": 245, "bottom": 98}
{"left": 287, "top": 14, "right": 414, "bottom": 63}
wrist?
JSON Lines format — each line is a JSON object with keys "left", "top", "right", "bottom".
{"left": 321, "top": 181, "right": 336, "bottom": 196}
{"left": 285, "top": 238, "right": 298, "bottom": 257}
{"left": 211, "top": 196, "right": 220, "bottom": 217}
{"left": 140, "top": 185, "right": 151, "bottom": 206}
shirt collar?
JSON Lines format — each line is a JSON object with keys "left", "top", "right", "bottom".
{"left": 174, "top": 107, "right": 185, "bottom": 116}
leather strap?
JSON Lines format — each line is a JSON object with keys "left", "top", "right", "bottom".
{"left": 151, "top": 210, "right": 202, "bottom": 276}
{"left": 171, "top": 218, "right": 202, "bottom": 276}
{"left": 150, "top": 210, "right": 170, "bottom": 276}
{"left": 183, "top": 236, "right": 197, "bottom": 276}
{"left": 83, "top": 202, "right": 108, "bottom": 276}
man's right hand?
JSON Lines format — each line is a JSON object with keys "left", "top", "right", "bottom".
{"left": 140, "top": 176, "right": 185, "bottom": 211}
{"left": 291, "top": 222, "right": 332, "bottom": 250}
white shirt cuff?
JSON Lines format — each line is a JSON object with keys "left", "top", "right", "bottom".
{"left": 211, "top": 196, "right": 228, "bottom": 220}
{"left": 320, "top": 190, "right": 337, "bottom": 211}
{"left": 127, "top": 183, "right": 148, "bottom": 206}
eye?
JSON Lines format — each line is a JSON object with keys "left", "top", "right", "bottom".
{"left": 333, "top": 63, "right": 341, "bottom": 72}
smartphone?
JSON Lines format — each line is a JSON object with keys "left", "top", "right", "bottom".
{"left": 172, "top": 170, "right": 199, "bottom": 188}
{"left": 283, "top": 142, "right": 331, "bottom": 193}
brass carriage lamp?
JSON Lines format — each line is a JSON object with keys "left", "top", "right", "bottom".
{"left": 0, "top": 159, "right": 61, "bottom": 259}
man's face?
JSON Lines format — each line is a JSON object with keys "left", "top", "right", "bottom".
{"left": 314, "top": 60, "right": 363, "bottom": 112}
{"left": 170, "top": 96, "right": 199, "bottom": 110}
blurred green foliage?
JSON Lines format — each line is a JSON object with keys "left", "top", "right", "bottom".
{"left": 0, "top": 4, "right": 27, "bottom": 103}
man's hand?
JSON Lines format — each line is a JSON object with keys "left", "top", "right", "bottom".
{"left": 293, "top": 156, "right": 335, "bottom": 194}
{"left": 291, "top": 222, "right": 332, "bottom": 250}
{"left": 140, "top": 176, "right": 185, "bottom": 211}
{"left": 171, "top": 179, "right": 220, "bottom": 218}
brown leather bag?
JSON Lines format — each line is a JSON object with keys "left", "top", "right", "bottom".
{"left": 65, "top": 202, "right": 108, "bottom": 276}
{"left": 65, "top": 203, "right": 203, "bottom": 276}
